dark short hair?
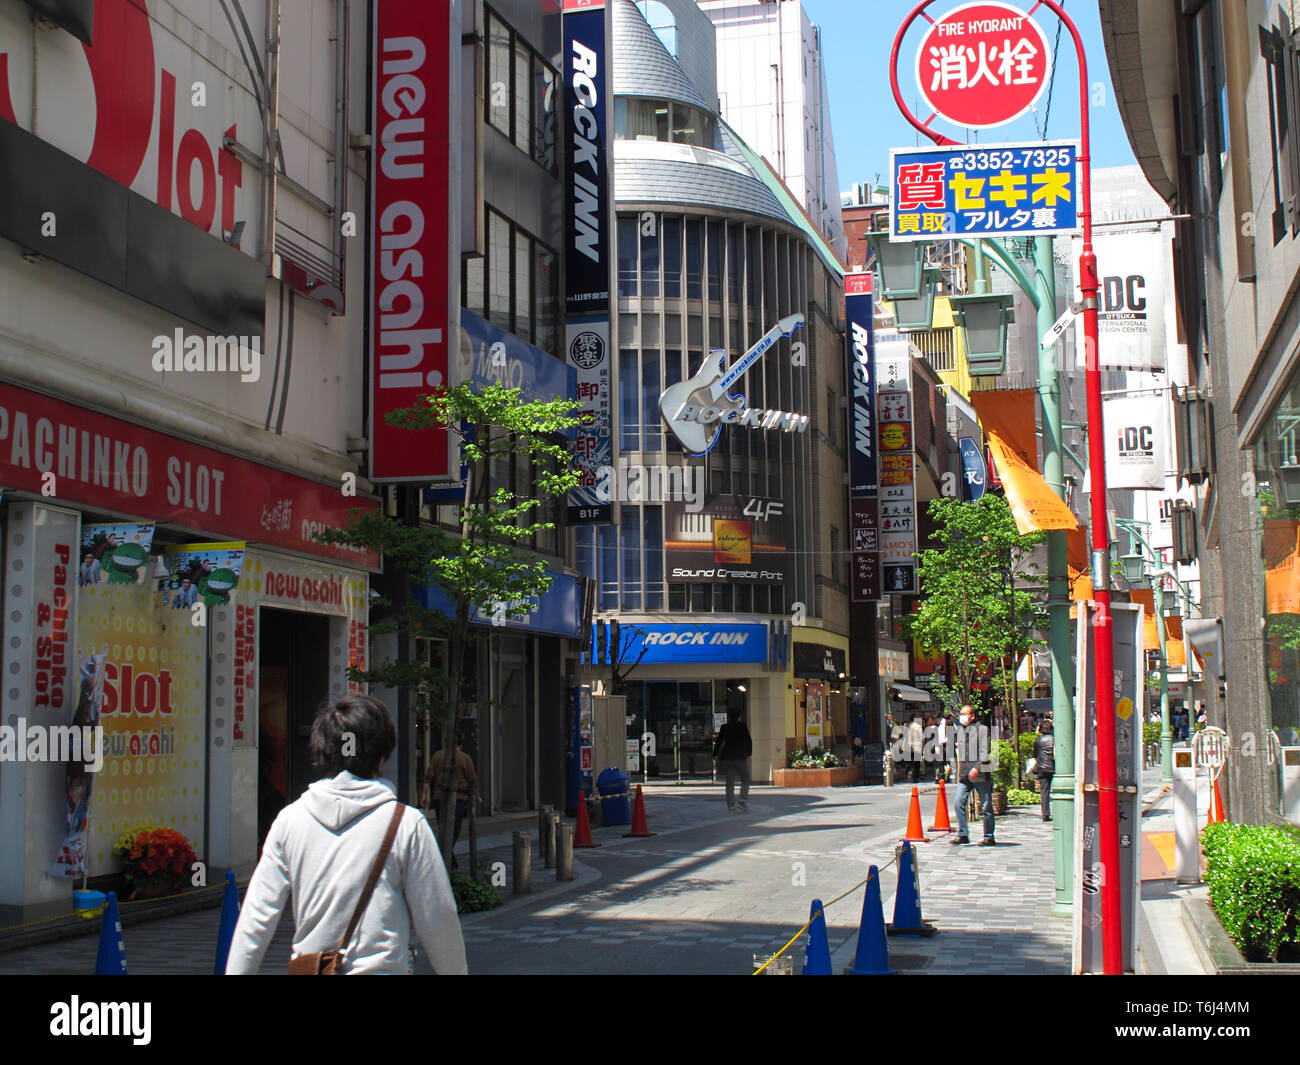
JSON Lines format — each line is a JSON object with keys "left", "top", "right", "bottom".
{"left": 728, "top": 707, "right": 743, "bottom": 724}
{"left": 1039, "top": 721, "right": 1053, "bottom": 736}
{"left": 309, "top": 694, "right": 396, "bottom": 779}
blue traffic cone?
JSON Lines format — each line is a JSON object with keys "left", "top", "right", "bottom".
{"left": 214, "top": 871, "right": 240, "bottom": 975}
{"left": 94, "top": 891, "right": 127, "bottom": 975}
{"left": 802, "top": 899, "right": 832, "bottom": 975}
{"left": 887, "top": 840, "right": 937, "bottom": 937}
{"left": 849, "top": 865, "right": 892, "bottom": 974}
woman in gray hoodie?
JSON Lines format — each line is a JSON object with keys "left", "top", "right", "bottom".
{"left": 225, "top": 695, "right": 467, "bottom": 974}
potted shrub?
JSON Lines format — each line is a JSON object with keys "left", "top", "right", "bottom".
{"left": 991, "top": 739, "right": 1018, "bottom": 815}
{"left": 113, "top": 823, "right": 198, "bottom": 900}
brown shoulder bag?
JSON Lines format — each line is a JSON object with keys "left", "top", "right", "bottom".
{"left": 288, "top": 802, "right": 405, "bottom": 975}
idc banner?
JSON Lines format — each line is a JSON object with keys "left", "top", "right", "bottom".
{"left": 369, "top": 0, "right": 457, "bottom": 482}
{"left": 1073, "top": 231, "right": 1169, "bottom": 369}
{"left": 1103, "top": 394, "right": 1168, "bottom": 490}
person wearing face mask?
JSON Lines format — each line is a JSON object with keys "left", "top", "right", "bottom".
{"left": 951, "top": 704, "right": 995, "bottom": 846}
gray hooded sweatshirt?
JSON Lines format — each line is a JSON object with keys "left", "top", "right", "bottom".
{"left": 225, "top": 772, "right": 467, "bottom": 974}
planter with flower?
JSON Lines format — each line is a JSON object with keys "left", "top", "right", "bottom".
{"left": 112, "top": 823, "right": 198, "bottom": 900}
{"left": 772, "top": 748, "right": 864, "bottom": 788}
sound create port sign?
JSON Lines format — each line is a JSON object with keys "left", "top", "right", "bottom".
{"left": 914, "top": 1, "right": 1051, "bottom": 129}
{"left": 369, "top": 0, "right": 456, "bottom": 482}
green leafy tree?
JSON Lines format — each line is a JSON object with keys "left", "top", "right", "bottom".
{"left": 905, "top": 495, "right": 1044, "bottom": 775}
{"left": 317, "top": 382, "right": 580, "bottom": 867}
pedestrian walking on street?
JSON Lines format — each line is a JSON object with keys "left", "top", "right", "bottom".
{"left": 225, "top": 694, "right": 467, "bottom": 975}
{"left": 951, "top": 704, "right": 995, "bottom": 846}
{"left": 422, "top": 728, "right": 479, "bottom": 868}
{"left": 907, "top": 715, "right": 925, "bottom": 783}
{"left": 714, "top": 707, "right": 753, "bottom": 812}
{"left": 935, "top": 711, "right": 950, "bottom": 782}
{"left": 1032, "top": 720, "right": 1055, "bottom": 822}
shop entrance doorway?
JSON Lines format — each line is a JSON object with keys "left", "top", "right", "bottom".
{"left": 257, "top": 608, "right": 331, "bottom": 843}
{"left": 626, "top": 680, "right": 747, "bottom": 782}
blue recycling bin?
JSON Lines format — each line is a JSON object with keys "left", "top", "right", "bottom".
{"left": 596, "top": 767, "right": 631, "bottom": 826}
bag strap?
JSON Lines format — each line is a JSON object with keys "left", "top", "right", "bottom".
{"left": 339, "top": 802, "right": 404, "bottom": 954}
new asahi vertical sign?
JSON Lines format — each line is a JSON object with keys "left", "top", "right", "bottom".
{"left": 847, "top": 272, "right": 881, "bottom": 601}
{"left": 369, "top": 0, "right": 459, "bottom": 482}
{"left": 564, "top": 0, "right": 613, "bottom": 524}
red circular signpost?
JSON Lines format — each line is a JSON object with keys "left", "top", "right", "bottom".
{"left": 913, "top": 0, "right": 1051, "bottom": 129}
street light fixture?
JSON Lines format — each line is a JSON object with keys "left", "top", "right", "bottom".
{"left": 949, "top": 291, "right": 1016, "bottom": 375}
{"left": 866, "top": 227, "right": 926, "bottom": 299}
{"left": 890, "top": 266, "right": 943, "bottom": 330}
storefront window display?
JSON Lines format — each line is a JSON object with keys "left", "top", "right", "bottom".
{"left": 624, "top": 679, "right": 747, "bottom": 782}
{"left": 1252, "top": 373, "right": 1300, "bottom": 822}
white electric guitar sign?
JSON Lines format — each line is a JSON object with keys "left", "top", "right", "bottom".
{"left": 658, "top": 314, "right": 806, "bottom": 454}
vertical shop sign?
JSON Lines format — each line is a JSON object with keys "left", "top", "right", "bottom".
{"left": 847, "top": 272, "right": 880, "bottom": 601}
{"left": 369, "top": 0, "right": 458, "bottom": 481}
{"left": 564, "top": 0, "right": 613, "bottom": 524}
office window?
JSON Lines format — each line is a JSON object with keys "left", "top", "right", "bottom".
{"left": 668, "top": 583, "right": 687, "bottom": 611}
{"left": 663, "top": 217, "right": 682, "bottom": 298}
{"left": 685, "top": 220, "right": 703, "bottom": 298}
{"left": 727, "top": 225, "right": 742, "bottom": 304}
{"left": 465, "top": 255, "right": 485, "bottom": 318}
{"left": 622, "top": 519, "right": 642, "bottom": 610}
{"left": 642, "top": 348, "right": 661, "bottom": 451}
{"left": 535, "top": 246, "right": 557, "bottom": 355}
{"left": 644, "top": 505, "right": 664, "bottom": 609}
{"left": 754, "top": 585, "right": 770, "bottom": 615}
{"left": 706, "top": 220, "right": 722, "bottom": 301}
{"left": 484, "top": 9, "right": 559, "bottom": 173}
{"left": 514, "top": 229, "right": 532, "bottom": 342}
{"left": 691, "top": 584, "right": 712, "bottom": 612}
{"left": 671, "top": 103, "right": 715, "bottom": 148}
{"left": 598, "top": 524, "right": 618, "bottom": 611}
{"left": 734, "top": 584, "right": 752, "bottom": 613}
{"left": 641, "top": 222, "right": 660, "bottom": 298}
{"left": 620, "top": 348, "right": 640, "bottom": 451}
{"left": 618, "top": 215, "right": 639, "bottom": 297}
{"left": 487, "top": 209, "right": 512, "bottom": 331}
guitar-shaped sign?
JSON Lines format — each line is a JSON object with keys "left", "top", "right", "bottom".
{"left": 658, "top": 313, "right": 805, "bottom": 454}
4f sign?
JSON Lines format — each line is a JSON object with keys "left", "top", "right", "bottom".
{"left": 916, "top": 2, "right": 1051, "bottom": 129}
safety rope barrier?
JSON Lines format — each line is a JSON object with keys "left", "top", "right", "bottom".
{"left": 750, "top": 851, "right": 900, "bottom": 975}
{"left": 0, "top": 878, "right": 241, "bottom": 937}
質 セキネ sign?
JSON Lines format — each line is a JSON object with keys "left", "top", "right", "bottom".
{"left": 915, "top": 1, "right": 1051, "bottom": 129}
{"left": 890, "top": 141, "right": 1079, "bottom": 240}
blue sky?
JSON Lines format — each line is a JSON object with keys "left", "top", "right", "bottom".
{"left": 800, "top": 0, "right": 1139, "bottom": 194}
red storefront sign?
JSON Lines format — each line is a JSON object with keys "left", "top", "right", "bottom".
{"left": 369, "top": 0, "right": 454, "bottom": 482}
{"left": 0, "top": 382, "right": 379, "bottom": 568}
{"left": 915, "top": 2, "right": 1051, "bottom": 129}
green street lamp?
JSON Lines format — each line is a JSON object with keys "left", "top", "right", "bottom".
{"left": 891, "top": 266, "right": 943, "bottom": 331}
{"left": 866, "top": 227, "right": 926, "bottom": 299}
{"left": 949, "top": 291, "right": 1016, "bottom": 375}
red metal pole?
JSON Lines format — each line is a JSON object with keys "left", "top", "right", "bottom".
{"left": 888, "top": 0, "right": 1123, "bottom": 974}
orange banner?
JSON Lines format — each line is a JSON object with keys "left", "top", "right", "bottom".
{"left": 987, "top": 432, "right": 1081, "bottom": 535}
{"left": 971, "top": 388, "right": 1038, "bottom": 468}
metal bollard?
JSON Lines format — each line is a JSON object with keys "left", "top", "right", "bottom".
{"left": 538, "top": 805, "right": 553, "bottom": 849}
{"left": 555, "top": 822, "right": 574, "bottom": 882}
{"left": 540, "top": 808, "right": 555, "bottom": 866}
{"left": 512, "top": 831, "right": 532, "bottom": 895}
{"left": 544, "top": 814, "right": 560, "bottom": 869}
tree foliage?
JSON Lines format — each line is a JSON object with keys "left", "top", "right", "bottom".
{"left": 905, "top": 495, "right": 1044, "bottom": 708}
{"left": 316, "top": 382, "right": 580, "bottom": 865}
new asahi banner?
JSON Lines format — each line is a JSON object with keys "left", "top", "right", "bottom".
{"left": 369, "top": 0, "right": 459, "bottom": 482}
{"left": 564, "top": 0, "right": 613, "bottom": 524}
{"left": 1073, "top": 231, "right": 1169, "bottom": 370}
{"left": 1103, "top": 393, "right": 1168, "bottom": 490}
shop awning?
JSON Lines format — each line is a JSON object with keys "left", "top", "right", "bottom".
{"left": 889, "top": 683, "right": 934, "bottom": 703}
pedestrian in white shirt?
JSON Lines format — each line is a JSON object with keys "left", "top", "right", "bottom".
{"left": 225, "top": 694, "right": 467, "bottom": 975}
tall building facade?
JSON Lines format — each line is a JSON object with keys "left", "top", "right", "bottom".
{"left": 698, "top": 0, "right": 847, "bottom": 259}
{"left": 580, "top": 0, "right": 849, "bottom": 785}
{"left": 1099, "top": 0, "right": 1296, "bottom": 826}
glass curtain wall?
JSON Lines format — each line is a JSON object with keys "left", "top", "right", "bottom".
{"left": 576, "top": 211, "right": 815, "bottom": 618}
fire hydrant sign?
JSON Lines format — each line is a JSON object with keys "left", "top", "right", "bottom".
{"left": 916, "top": 1, "right": 1051, "bottom": 129}
{"left": 889, "top": 141, "right": 1079, "bottom": 240}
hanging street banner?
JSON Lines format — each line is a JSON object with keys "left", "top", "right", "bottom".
{"left": 1072, "top": 230, "right": 1170, "bottom": 370}
{"left": 987, "top": 432, "right": 1079, "bottom": 534}
{"left": 846, "top": 272, "right": 881, "bottom": 602}
{"left": 1103, "top": 394, "right": 1169, "bottom": 491}
{"left": 890, "top": 140, "right": 1080, "bottom": 241}
{"left": 564, "top": 0, "right": 614, "bottom": 524}
{"left": 914, "top": 1, "right": 1052, "bottom": 129}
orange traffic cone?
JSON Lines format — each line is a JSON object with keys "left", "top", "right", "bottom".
{"left": 573, "top": 791, "right": 600, "bottom": 848}
{"left": 930, "top": 779, "right": 953, "bottom": 833}
{"left": 1210, "top": 775, "right": 1226, "bottom": 825}
{"left": 623, "top": 784, "right": 657, "bottom": 838}
{"left": 903, "top": 786, "right": 927, "bottom": 842}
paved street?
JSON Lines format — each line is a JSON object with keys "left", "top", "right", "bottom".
{"left": 0, "top": 781, "right": 1069, "bottom": 975}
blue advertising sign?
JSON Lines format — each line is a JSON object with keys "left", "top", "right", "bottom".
{"left": 416, "top": 571, "right": 581, "bottom": 638}
{"left": 593, "top": 623, "right": 768, "bottom": 665}
{"left": 846, "top": 273, "right": 876, "bottom": 496}
{"left": 889, "top": 140, "right": 1079, "bottom": 241}
{"left": 959, "top": 436, "right": 987, "bottom": 501}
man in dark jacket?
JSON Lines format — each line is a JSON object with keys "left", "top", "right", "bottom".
{"left": 952, "top": 705, "right": 995, "bottom": 846}
{"left": 713, "top": 708, "right": 753, "bottom": 813}
{"left": 1032, "top": 721, "right": 1055, "bottom": 822}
